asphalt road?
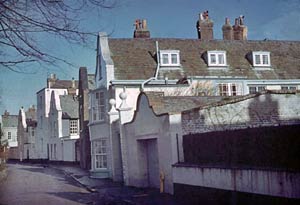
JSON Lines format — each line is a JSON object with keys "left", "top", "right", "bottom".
{"left": 0, "top": 163, "right": 100, "bottom": 205}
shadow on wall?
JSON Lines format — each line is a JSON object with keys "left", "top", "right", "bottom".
{"left": 248, "top": 94, "right": 279, "bottom": 126}
{"left": 183, "top": 93, "right": 300, "bottom": 171}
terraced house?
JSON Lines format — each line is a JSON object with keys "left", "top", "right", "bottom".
{"left": 88, "top": 11, "right": 300, "bottom": 187}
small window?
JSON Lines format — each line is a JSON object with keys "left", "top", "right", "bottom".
{"left": 218, "top": 83, "right": 241, "bottom": 96}
{"left": 160, "top": 50, "right": 180, "bottom": 66}
{"left": 94, "top": 139, "right": 107, "bottom": 169}
{"left": 92, "top": 91, "right": 105, "bottom": 122}
{"left": 252, "top": 51, "right": 271, "bottom": 67}
{"left": 281, "top": 85, "right": 297, "bottom": 91}
{"left": 70, "top": 120, "right": 78, "bottom": 135}
{"left": 248, "top": 86, "right": 265, "bottom": 94}
{"left": 207, "top": 51, "right": 227, "bottom": 67}
{"left": 8, "top": 132, "right": 11, "bottom": 140}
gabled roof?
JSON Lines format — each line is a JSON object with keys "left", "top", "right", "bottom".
{"left": 108, "top": 39, "right": 300, "bottom": 80}
{"left": 1, "top": 115, "right": 18, "bottom": 127}
{"left": 60, "top": 95, "right": 79, "bottom": 119}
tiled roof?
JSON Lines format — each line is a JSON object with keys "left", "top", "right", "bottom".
{"left": 108, "top": 39, "right": 300, "bottom": 80}
{"left": 50, "top": 80, "right": 78, "bottom": 89}
{"left": 1, "top": 115, "right": 18, "bottom": 127}
{"left": 144, "top": 92, "right": 225, "bottom": 115}
{"left": 60, "top": 95, "right": 79, "bottom": 119}
{"left": 144, "top": 90, "right": 299, "bottom": 115}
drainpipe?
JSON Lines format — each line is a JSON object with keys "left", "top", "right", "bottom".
{"left": 140, "top": 41, "right": 160, "bottom": 91}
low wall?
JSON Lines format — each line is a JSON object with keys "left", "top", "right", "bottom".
{"left": 173, "top": 164, "right": 300, "bottom": 199}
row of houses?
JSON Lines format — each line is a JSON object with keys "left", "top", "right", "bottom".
{"left": 1, "top": 11, "right": 299, "bottom": 202}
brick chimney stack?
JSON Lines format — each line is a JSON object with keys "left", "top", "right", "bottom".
{"left": 197, "top": 10, "right": 214, "bottom": 40}
{"left": 233, "top": 15, "right": 248, "bottom": 40}
{"left": 222, "top": 17, "right": 233, "bottom": 40}
{"left": 133, "top": 19, "right": 150, "bottom": 38}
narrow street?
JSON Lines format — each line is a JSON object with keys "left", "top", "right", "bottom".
{"left": 0, "top": 163, "right": 100, "bottom": 205}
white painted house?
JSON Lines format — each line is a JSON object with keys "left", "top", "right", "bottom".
{"left": 36, "top": 74, "right": 78, "bottom": 160}
{"left": 89, "top": 12, "right": 300, "bottom": 186}
{"left": 48, "top": 93, "right": 80, "bottom": 162}
{"left": 1, "top": 111, "right": 18, "bottom": 149}
{"left": 17, "top": 106, "right": 37, "bottom": 161}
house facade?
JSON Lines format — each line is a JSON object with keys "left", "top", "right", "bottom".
{"left": 89, "top": 12, "right": 300, "bottom": 181}
{"left": 17, "top": 106, "right": 37, "bottom": 161}
{"left": 48, "top": 93, "right": 80, "bottom": 162}
{"left": 1, "top": 111, "right": 18, "bottom": 159}
{"left": 36, "top": 74, "right": 78, "bottom": 160}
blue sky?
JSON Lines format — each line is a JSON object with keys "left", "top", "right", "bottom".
{"left": 1, "top": 0, "right": 300, "bottom": 115}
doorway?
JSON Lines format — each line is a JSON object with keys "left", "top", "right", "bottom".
{"left": 138, "top": 138, "right": 159, "bottom": 188}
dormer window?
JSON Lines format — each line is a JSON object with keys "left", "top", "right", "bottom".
{"left": 207, "top": 51, "right": 227, "bottom": 67}
{"left": 160, "top": 50, "right": 180, "bottom": 66}
{"left": 252, "top": 51, "right": 271, "bottom": 67}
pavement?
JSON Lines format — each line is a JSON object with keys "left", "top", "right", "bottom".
{"left": 49, "top": 163, "right": 182, "bottom": 205}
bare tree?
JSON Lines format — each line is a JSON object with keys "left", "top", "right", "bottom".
{"left": 0, "top": 0, "right": 117, "bottom": 72}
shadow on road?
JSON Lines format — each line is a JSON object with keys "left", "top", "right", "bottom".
{"left": 47, "top": 191, "right": 103, "bottom": 205}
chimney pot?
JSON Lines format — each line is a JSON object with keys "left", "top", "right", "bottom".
{"left": 142, "top": 19, "right": 147, "bottom": 30}
{"left": 234, "top": 18, "right": 239, "bottom": 26}
{"left": 225, "top": 17, "right": 230, "bottom": 25}
{"left": 222, "top": 17, "right": 233, "bottom": 40}
{"left": 133, "top": 19, "right": 150, "bottom": 38}
{"left": 197, "top": 10, "right": 214, "bottom": 40}
{"left": 233, "top": 16, "right": 247, "bottom": 40}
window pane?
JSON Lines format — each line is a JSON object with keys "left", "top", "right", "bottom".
{"left": 231, "top": 84, "right": 237, "bottom": 96}
{"left": 258, "top": 86, "right": 265, "bottom": 92}
{"left": 262, "top": 55, "right": 269, "bottom": 65}
{"left": 255, "top": 55, "right": 261, "bottom": 65}
{"left": 249, "top": 87, "right": 257, "bottom": 94}
{"left": 218, "top": 54, "right": 224, "bottom": 65}
{"left": 219, "top": 84, "right": 228, "bottom": 96}
{"left": 94, "top": 139, "right": 107, "bottom": 169}
{"left": 162, "top": 54, "right": 169, "bottom": 64}
{"left": 290, "top": 86, "right": 297, "bottom": 91}
{"left": 70, "top": 120, "right": 78, "bottom": 134}
{"left": 171, "top": 54, "right": 178, "bottom": 64}
{"left": 210, "top": 54, "right": 216, "bottom": 64}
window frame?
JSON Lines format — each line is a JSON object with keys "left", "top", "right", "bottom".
{"left": 92, "top": 91, "right": 105, "bottom": 122}
{"left": 159, "top": 50, "right": 180, "bottom": 67}
{"left": 93, "top": 139, "right": 108, "bottom": 170}
{"left": 69, "top": 119, "right": 78, "bottom": 135}
{"left": 252, "top": 51, "right": 271, "bottom": 67}
{"left": 207, "top": 51, "right": 227, "bottom": 67}
{"left": 249, "top": 86, "right": 266, "bottom": 94}
{"left": 7, "top": 132, "right": 11, "bottom": 140}
{"left": 218, "top": 83, "right": 241, "bottom": 96}
{"left": 281, "top": 85, "right": 297, "bottom": 91}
